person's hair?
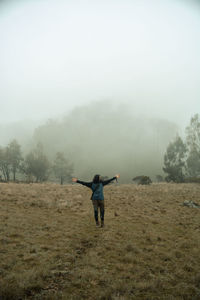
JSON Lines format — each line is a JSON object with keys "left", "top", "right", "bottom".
{"left": 93, "top": 174, "right": 101, "bottom": 183}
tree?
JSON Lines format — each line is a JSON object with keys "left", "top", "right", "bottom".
{"left": 53, "top": 152, "right": 73, "bottom": 184}
{"left": 7, "top": 139, "right": 23, "bottom": 181}
{"left": 0, "top": 146, "right": 11, "bottom": 181}
{"left": 186, "top": 148, "right": 200, "bottom": 177}
{"left": 185, "top": 114, "right": 200, "bottom": 177}
{"left": 20, "top": 152, "right": 34, "bottom": 182}
{"left": 163, "top": 136, "right": 187, "bottom": 182}
{"left": 186, "top": 114, "right": 200, "bottom": 151}
{"left": 21, "top": 143, "right": 50, "bottom": 182}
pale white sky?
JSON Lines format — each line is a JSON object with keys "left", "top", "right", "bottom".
{"left": 0, "top": 0, "right": 200, "bottom": 127}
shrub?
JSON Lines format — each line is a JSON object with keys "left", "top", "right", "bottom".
{"left": 132, "top": 176, "right": 152, "bottom": 185}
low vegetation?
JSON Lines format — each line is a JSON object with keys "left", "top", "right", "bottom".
{"left": 1, "top": 182, "right": 200, "bottom": 299}
{"left": 132, "top": 176, "right": 152, "bottom": 185}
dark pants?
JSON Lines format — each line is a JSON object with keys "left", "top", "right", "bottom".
{"left": 92, "top": 200, "right": 104, "bottom": 222}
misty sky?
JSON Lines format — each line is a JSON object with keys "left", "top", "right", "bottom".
{"left": 0, "top": 0, "right": 200, "bottom": 126}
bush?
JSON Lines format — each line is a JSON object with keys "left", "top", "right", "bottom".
{"left": 132, "top": 176, "right": 152, "bottom": 185}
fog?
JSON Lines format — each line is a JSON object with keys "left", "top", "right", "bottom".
{"left": 0, "top": 0, "right": 200, "bottom": 126}
{"left": 0, "top": 100, "right": 179, "bottom": 182}
{"left": 30, "top": 101, "right": 177, "bottom": 182}
{"left": 0, "top": 0, "right": 200, "bottom": 181}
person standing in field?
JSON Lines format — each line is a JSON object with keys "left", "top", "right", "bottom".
{"left": 72, "top": 174, "right": 120, "bottom": 227}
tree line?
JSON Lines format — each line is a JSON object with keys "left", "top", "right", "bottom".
{"left": 0, "top": 113, "right": 199, "bottom": 184}
{"left": 163, "top": 114, "right": 200, "bottom": 182}
{"left": 0, "top": 142, "right": 73, "bottom": 184}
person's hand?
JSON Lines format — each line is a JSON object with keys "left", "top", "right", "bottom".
{"left": 72, "top": 177, "right": 78, "bottom": 182}
{"left": 115, "top": 174, "right": 120, "bottom": 179}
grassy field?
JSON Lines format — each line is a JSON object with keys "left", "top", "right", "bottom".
{"left": 0, "top": 182, "right": 200, "bottom": 300}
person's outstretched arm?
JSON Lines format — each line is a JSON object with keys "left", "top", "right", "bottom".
{"left": 72, "top": 177, "right": 92, "bottom": 188}
{"left": 102, "top": 174, "right": 120, "bottom": 186}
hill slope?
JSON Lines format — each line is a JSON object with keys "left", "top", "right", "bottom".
{"left": 33, "top": 102, "right": 178, "bottom": 182}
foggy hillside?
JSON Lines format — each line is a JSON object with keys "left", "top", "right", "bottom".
{"left": 32, "top": 102, "right": 178, "bottom": 182}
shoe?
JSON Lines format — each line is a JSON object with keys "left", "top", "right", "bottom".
{"left": 96, "top": 221, "right": 99, "bottom": 227}
{"left": 101, "top": 220, "right": 104, "bottom": 228}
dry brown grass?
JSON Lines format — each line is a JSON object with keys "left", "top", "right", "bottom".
{"left": 0, "top": 182, "right": 200, "bottom": 299}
